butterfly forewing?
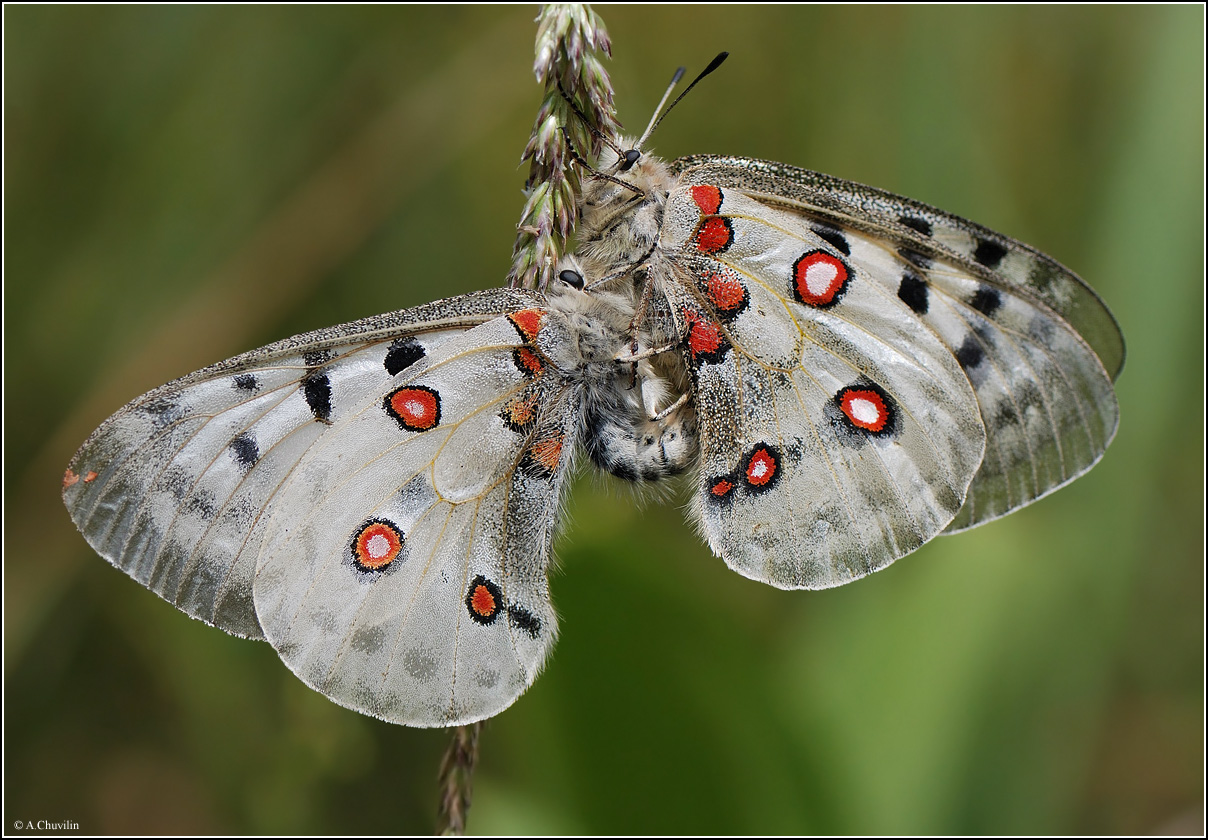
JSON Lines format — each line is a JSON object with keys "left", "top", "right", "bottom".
{"left": 671, "top": 155, "right": 1125, "bottom": 378}
{"left": 670, "top": 156, "right": 1120, "bottom": 532}
{"left": 62, "top": 289, "right": 541, "bottom": 643}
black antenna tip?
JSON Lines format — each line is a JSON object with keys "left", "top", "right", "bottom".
{"left": 670, "top": 66, "right": 686, "bottom": 85}
{"left": 704, "top": 52, "right": 729, "bottom": 74}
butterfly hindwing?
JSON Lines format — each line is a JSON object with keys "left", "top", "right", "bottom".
{"left": 670, "top": 157, "right": 1121, "bottom": 532}
{"left": 252, "top": 308, "right": 577, "bottom": 726}
{"left": 661, "top": 186, "right": 986, "bottom": 588}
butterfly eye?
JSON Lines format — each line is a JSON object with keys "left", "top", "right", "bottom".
{"left": 559, "top": 269, "right": 585, "bottom": 289}
{"left": 619, "top": 149, "right": 641, "bottom": 171}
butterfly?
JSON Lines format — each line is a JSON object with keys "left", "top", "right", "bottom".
{"left": 62, "top": 72, "right": 1123, "bottom": 729}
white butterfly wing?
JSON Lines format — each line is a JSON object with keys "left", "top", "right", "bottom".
{"left": 659, "top": 186, "right": 986, "bottom": 589}
{"left": 64, "top": 289, "right": 574, "bottom": 724}
{"left": 252, "top": 306, "right": 577, "bottom": 726}
{"left": 672, "top": 157, "right": 1121, "bottom": 533}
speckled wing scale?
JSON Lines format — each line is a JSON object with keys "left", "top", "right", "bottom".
{"left": 64, "top": 93, "right": 1123, "bottom": 727}
{"left": 64, "top": 288, "right": 578, "bottom": 726}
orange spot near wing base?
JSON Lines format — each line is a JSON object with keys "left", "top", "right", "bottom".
{"left": 508, "top": 309, "right": 547, "bottom": 342}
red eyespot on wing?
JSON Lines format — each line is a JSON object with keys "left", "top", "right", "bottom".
{"left": 688, "top": 319, "right": 723, "bottom": 356}
{"left": 385, "top": 386, "right": 441, "bottom": 431}
{"left": 710, "top": 478, "right": 734, "bottom": 497}
{"left": 466, "top": 575, "right": 503, "bottom": 624}
{"left": 350, "top": 519, "right": 404, "bottom": 572}
{"left": 470, "top": 586, "right": 496, "bottom": 616}
{"left": 529, "top": 431, "right": 564, "bottom": 473}
{"left": 682, "top": 308, "right": 729, "bottom": 365}
{"left": 513, "top": 347, "right": 544, "bottom": 377}
{"left": 508, "top": 309, "right": 546, "bottom": 342}
{"left": 690, "top": 184, "right": 723, "bottom": 215}
{"left": 704, "top": 271, "right": 748, "bottom": 317}
{"left": 742, "top": 445, "right": 780, "bottom": 491}
{"left": 695, "top": 217, "right": 733, "bottom": 255}
{"left": 792, "top": 251, "right": 850, "bottom": 307}
{"left": 501, "top": 392, "right": 539, "bottom": 432}
{"left": 839, "top": 387, "right": 890, "bottom": 432}
{"left": 63, "top": 469, "right": 80, "bottom": 489}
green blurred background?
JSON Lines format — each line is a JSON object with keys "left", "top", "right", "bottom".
{"left": 5, "top": 5, "right": 1202, "bottom": 835}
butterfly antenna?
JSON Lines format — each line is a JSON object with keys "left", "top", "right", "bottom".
{"left": 557, "top": 80, "right": 628, "bottom": 161}
{"left": 635, "top": 66, "right": 686, "bottom": 152}
{"left": 636, "top": 52, "right": 728, "bottom": 150}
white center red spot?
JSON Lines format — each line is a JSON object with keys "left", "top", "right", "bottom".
{"left": 743, "top": 445, "right": 780, "bottom": 490}
{"left": 352, "top": 520, "right": 403, "bottom": 571}
{"left": 839, "top": 387, "right": 890, "bottom": 433}
{"left": 793, "top": 251, "right": 849, "bottom": 307}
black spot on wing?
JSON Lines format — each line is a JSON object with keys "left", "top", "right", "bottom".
{"left": 506, "top": 605, "right": 542, "bottom": 639}
{"left": 303, "top": 350, "right": 334, "bottom": 367}
{"left": 384, "top": 338, "right": 426, "bottom": 376}
{"left": 897, "top": 271, "right": 929, "bottom": 314}
{"left": 233, "top": 374, "right": 259, "bottom": 391}
{"left": 954, "top": 334, "right": 985, "bottom": 370}
{"left": 161, "top": 465, "right": 192, "bottom": 502}
{"left": 1014, "top": 379, "right": 1044, "bottom": 414}
{"left": 973, "top": 237, "right": 1008, "bottom": 269}
{"left": 303, "top": 370, "right": 333, "bottom": 423}
{"left": 970, "top": 286, "right": 1002, "bottom": 316}
{"left": 1027, "top": 258, "right": 1063, "bottom": 297}
{"left": 810, "top": 223, "right": 851, "bottom": 256}
{"left": 898, "top": 215, "right": 933, "bottom": 236}
{"left": 990, "top": 399, "right": 1020, "bottom": 430}
{"left": 230, "top": 433, "right": 259, "bottom": 469}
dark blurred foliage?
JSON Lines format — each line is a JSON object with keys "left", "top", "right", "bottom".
{"left": 5, "top": 5, "right": 1202, "bottom": 835}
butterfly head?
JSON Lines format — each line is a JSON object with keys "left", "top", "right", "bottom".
{"left": 574, "top": 140, "right": 674, "bottom": 282}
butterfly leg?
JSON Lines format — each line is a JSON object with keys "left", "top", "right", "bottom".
{"left": 583, "top": 241, "right": 658, "bottom": 293}
{"left": 649, "top": 390, "right": 690, "bottom": 422}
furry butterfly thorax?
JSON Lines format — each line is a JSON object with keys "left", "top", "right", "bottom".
{"left": 63, "top": 122, "right": 1121, "bottom": 726}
